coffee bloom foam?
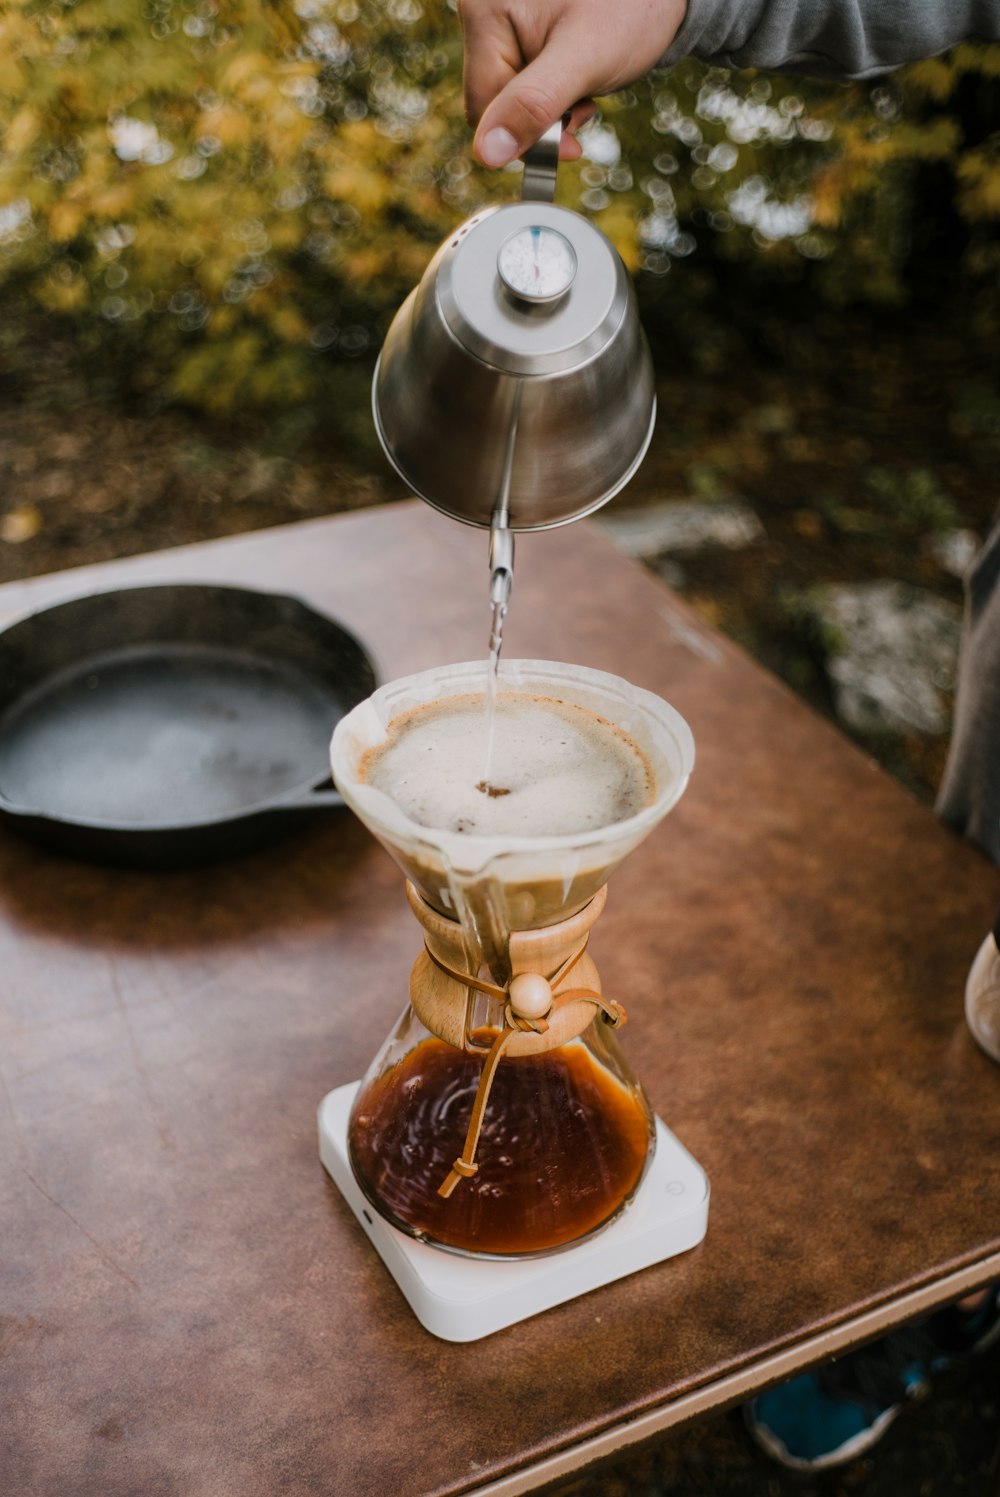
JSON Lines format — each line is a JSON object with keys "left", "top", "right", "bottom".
{"left": 361, "top": 691, "right": 654, "bottom": 839}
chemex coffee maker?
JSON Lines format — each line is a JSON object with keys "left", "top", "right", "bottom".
{"left": 318, "top": 127, "right": 709, "bottom": 1341}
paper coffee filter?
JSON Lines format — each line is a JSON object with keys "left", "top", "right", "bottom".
{"left": 330, "top": 660, "right": 694, "bottom": 932}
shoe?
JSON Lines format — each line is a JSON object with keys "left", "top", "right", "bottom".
{"left": 745, "top": 1352, "right": 928, "bottom": 1471}
{"left": 745, "top": 1287, "right": 1000, "bottom": 1472}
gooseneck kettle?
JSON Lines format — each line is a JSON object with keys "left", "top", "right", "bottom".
{"left": 372, "top": 123, "right": 656, "bottom": 539}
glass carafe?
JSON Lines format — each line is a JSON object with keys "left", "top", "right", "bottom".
{"left": 348, "top": 882, "right": 654, "bottom": 1257}
{"left": 331, "top": 660, "right": 694, "bottom": 1259}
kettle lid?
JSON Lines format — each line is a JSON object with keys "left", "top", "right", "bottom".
{"left": 437, "top": 201, "right": 630, "bottom": 376}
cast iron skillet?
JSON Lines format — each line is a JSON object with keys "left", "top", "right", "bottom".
{"left": 0, "top": 583, "right": 378, "bottom": 868}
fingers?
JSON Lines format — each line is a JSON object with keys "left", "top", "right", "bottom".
{"left": 561, "top": 99, "right": 597, "bottom": 158}
{"left": 472, "top": 28, "right": 600, "bottom": 167}
{"left": 459, "top": 0, "right": 522, "bottom": 130}
{"left": 463, "top": 0, "right": 689, "bottom": 170}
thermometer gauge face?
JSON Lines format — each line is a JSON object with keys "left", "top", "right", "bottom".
{"left": 497, "top": 225, "right": 577, "bottom": 303}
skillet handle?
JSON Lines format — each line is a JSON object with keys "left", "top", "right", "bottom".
{"left": 277, "top": 779, "right": 345, "bottom": 812}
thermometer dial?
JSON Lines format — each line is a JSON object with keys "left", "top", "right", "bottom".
{"left": 497, "top": 225, "right": 577, "bottom": 304}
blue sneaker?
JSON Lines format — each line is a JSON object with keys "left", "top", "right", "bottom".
{"left": 745, "top": 1360, "right": 927, "bottom": 1471}
{"left": 745, "top": 1287, "right": 1000, "bottom": 1472}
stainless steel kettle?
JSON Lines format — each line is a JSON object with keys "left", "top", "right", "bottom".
{"left": 372, "top": 124, "right": 656, "bottom": 534}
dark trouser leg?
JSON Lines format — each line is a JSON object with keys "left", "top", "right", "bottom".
{"left": 936, "top": 514, "right": 1000, "bottom": 864}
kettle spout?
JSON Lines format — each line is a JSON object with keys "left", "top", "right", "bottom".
{"left": 489, "top": 512, "right": 514, "bottom": 611}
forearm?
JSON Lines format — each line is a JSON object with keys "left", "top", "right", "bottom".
{"left": 663, "top": 0, "right": 1000, "bottom": 80}
{"left": 463, "top": 0, "right": 1000, "bottom": 167}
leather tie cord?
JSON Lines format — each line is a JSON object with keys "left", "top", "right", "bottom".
{"left": 424, "top": 938, "right": 626, "bottom": 1198}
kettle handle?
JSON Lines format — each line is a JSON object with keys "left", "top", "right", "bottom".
{"left": 521, "top": 121, "right": 562, "bottom": 204}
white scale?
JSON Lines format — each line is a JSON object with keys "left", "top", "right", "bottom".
{"left": 319, "top": 1081, "right": 710, "bottom": 1343}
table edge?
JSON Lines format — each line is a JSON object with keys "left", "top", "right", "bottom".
{"left": 464, "top": 1250, "right": 1000, "bottom": 1497}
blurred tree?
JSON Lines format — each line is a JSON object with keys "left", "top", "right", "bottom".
{"left": 0, "top": 0, "right": 475, "bottom": 414}
{"left": 0, "top": 1, "right": 997, "bottom": 419}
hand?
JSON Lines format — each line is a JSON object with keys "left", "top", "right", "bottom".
{"left": 459, "top": 0, "right": 689, "bottom": 168}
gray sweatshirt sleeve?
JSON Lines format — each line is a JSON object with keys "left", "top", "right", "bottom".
{"left": 662, "top": 0, "right": 1000, "bottom": 79}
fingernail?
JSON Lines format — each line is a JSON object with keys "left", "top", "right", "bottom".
{"left": 478, "top": 127, "right": 518, "bottom": 168}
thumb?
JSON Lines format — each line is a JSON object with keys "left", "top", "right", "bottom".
{"left": 473, "top": 37, "right": 595, "bottom": 168}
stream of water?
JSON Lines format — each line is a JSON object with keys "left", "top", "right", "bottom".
{"left": 478, "top": 523, "right": 512, "bottom": 795}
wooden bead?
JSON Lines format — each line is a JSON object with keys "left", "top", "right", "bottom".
{"left": 508, "top": 971, "right": 553, "bottom": 1021}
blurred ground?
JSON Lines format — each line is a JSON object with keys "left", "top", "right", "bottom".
{"left": 0, "top": 308, "right": 997, "bottom": 1493}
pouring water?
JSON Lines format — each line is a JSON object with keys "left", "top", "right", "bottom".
{"left": 479, "top": 515, "right": 514, "bottom": 796}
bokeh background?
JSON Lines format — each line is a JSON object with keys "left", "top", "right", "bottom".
{"left": 1, "top": 5, "right": 999, "bottom": 1490}
{"left": 2, "top": 3, "right": 1000, "bottom": 805}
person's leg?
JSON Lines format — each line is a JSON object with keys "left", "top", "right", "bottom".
{"left": 936, "top": 511, "right": 1000, "bottom": 860}
{"left": 748, "top": 518, "right": 1000, "bottom": 1472}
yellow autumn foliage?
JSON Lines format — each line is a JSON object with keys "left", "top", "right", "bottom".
{"left": 48, "top": 199, "right": 86, "bottom": 242}
{"left": 197, "top": 105, "right": 253, "bottom": 149}
{"left": 904, "top": 58, "right": 958, "bottom": 104}
{"left": 0, "top": 0, "right": 995, "bottom": 417}
{"left": 221, "top": 51, "right": 276, "bottom": 93}
{"left": 36, "top": 272, "right": 89, "bottom": 314}
{"left": 956, "top": 137, "right": 1000, "bottom": 218}
{"left": 266, "top": 303, "right": 313, "bottom": 343}
{"left": 3, "top": 107, "right": 42, "bottom": 154}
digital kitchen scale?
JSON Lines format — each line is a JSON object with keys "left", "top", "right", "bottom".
{"left": 319, "top": 1081, "right": 709, "bottom": 1343}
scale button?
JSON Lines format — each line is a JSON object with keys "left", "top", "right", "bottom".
{"left": 665, "top": 1180, "right": 686, "bottom": 1196}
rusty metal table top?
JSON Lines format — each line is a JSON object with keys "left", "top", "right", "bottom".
{"left": 2, "top": 502, "right": 999, "bottom": 1497}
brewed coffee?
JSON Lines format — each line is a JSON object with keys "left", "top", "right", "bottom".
{"left": 349, "top": 1032, "right": 652, "bottom": 1256}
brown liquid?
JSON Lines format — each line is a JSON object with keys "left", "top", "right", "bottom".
{"left": 349, "top": 1035, "right": 652, "bottom": 1256}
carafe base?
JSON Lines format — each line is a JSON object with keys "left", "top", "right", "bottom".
{"left": 318, "top": 1080, "right": 709, "bottom": 1343}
